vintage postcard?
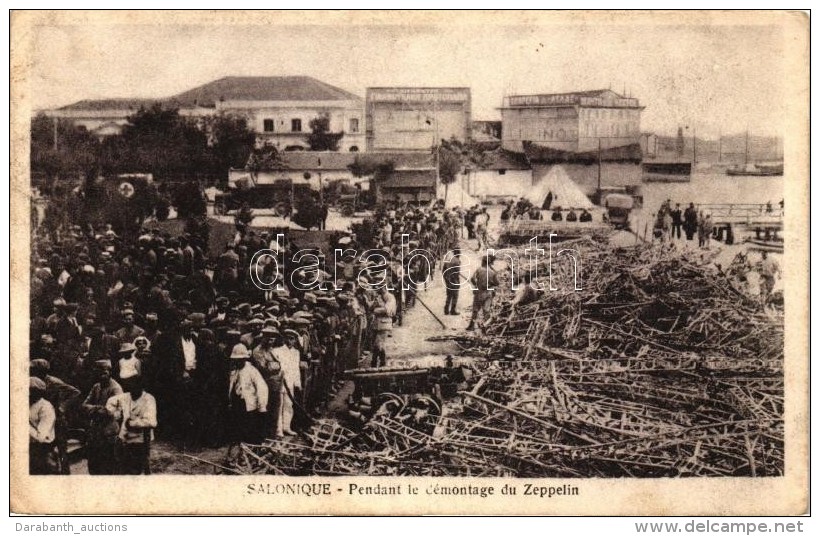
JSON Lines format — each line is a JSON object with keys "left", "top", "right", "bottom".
{"left": 9, "top": 10, "right": 809, "bottom": 515}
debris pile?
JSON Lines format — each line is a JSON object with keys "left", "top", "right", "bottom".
{"left": 216, "top": 241, "right": 783, "bottom": 477}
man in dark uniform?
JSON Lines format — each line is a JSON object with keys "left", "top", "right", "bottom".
{"left": 82, "top": 360, "right": 123, "bottom": 474}
{"left": 671, "top": 203, "right": 683, "bottom": 240}
{"left": 442, "top": 248, "right": 462, "bottom": 315}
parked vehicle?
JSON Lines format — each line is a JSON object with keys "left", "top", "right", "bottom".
{"left": 214, "top": 169, "right": 312, "bottom": 216}
{"left": 603, "top": 193, "right": 634, "bottom": 230}
{"left": 324, "top": 178, "right": 375, "bottom": 217}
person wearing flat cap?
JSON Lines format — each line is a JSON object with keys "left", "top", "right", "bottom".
{"left": 105, "top": 376, "right": 157, "bottom": 475}
{"left": 115, "top": 308, "right": 144, "bottom": 345}
{"left": 226, "top": 344, "right": 269, "bottom": 454}
{"left": 252, "top": 327, "right": 283, "bottom": 437}
{"left": 82, "top": 360, "right": 123, "bottom": 474}
{"left": 240, "top": 317, "right": 264, "bottom": 348}
{"left": 216, "top": 244, "right": 240, "bottom": 294}
{"left": 208, "top": 296, "right": 231, "bottom": 324}
{"left": 273, "top": 329, "right": 302, "bottom": 437}
{"left": 52, "top": 301, "right": 82, "bottom": 351}
{"left": 30, "top": 377, "right": 57, "bottom": 474}
{"left": 30, "top": 358, "right": 80, "bottom": 474}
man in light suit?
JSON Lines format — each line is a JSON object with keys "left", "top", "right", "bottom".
{"left": 273, "top": 329, "right": 302, "bottom": 437}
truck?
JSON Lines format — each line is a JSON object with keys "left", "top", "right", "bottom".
{"left": 214, "top": 169, "right": 314, "bottom": 217}
{"left": 323, "top": 178, "right": 375, "bottom": 217}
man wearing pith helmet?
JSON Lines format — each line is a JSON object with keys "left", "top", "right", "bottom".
{"left": 226, "top": 343, "right": 268, "bottom": 455}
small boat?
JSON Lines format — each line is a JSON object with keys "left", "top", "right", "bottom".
{"left": 726, "top": 164, "right": 783, "bottom": 176}
{"left": 642, "top": 161, "right": 692, "bottom": 182}
{"left": 725, "top": 131, "right": 783, "bottom": 176}
{"left": 745, "top": 238, "right": 784, "bottom": 253}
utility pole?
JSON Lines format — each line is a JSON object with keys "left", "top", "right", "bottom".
{"left": 597, "top": 137, "right": 602, "bottom": 200}
{"left": 53, "top": 116, "right": 58, "bottom": 150}
{"left": 718, "top": 129, "right": 722, "bottom": 162}
{"left": 317, "top": 157, "right": 323, "bottom": 205}
{"left": 693, "top": 127, "right": 697, "bottom": 164}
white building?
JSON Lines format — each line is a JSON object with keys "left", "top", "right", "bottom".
{"left": 500, "top": 89, "right": 643, "bottom": 154}
{"left": 46, "top": 76, "right": 366, "bottom": 151}
{"left": 366, "top": 87, "right": 471, "bottom": 151}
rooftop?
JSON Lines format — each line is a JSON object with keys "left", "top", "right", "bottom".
{"left": 174, "top": 76, "right": 362, "bottom": 107}
{"left": 502, "top": 89, "right": 641, "bottom": 109}
{"left": 55, "top": 76, "right": 362, "bottom": 112}
{"left": 57, "top": 98, "right": 161, "bottom": 112}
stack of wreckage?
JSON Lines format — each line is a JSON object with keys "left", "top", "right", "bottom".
{"left": 219, "top": 239, "right": 784, "bottom": 477}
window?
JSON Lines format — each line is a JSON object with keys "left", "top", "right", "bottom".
{"left": 263, "top": 119, "right": 274, "bottom": 132}
{"left": 291, "top": 119, "right": 302, "bottom": 132}
{"left": 349, "top": 118, "right": 359, "bottom": 133}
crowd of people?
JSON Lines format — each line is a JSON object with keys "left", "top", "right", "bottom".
{"left": 498, "top": 198, "right": 593, "bottom": 225}
{"left": 654, "top": 199, "right": 722, "bottom": 248}
{"left": 28, "top": 196, "right": 480, "bottom": 475}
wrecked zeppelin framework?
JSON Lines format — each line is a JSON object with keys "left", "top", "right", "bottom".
{"left": 189, "top": 237, "right": 783, "bottom": 478}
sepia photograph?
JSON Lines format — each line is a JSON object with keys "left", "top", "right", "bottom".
{"left": 9, "top": 10, "right": 809, "bottom": 515}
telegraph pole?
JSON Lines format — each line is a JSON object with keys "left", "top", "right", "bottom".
{"left": 718, "top": 129, "right": 722, "bottom": 163}
{"left": 317, "top": 157, "right": 323, "bottom": 205}
{"left": 597, "top": 137, "right": 602, "bottom": 199}
{"left": 693, "top": 127, "right": 697, "bottom": 164}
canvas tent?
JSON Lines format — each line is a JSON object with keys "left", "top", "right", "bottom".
{"left": 444, "top": 181, "right": 481, "bottom": 209}
{"left": 525, "top": 166, "right": 594, "bottom": 210}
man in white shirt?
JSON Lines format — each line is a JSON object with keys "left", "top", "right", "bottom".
{"left": 29, "top": 377, "right": 56, "bottom": 474}
{"left": 117, "top": 342, "right": 142, "bottom": 384}
{"left": 106, "top": 378, "right": 157, "bottom": 475}
{"left": 227, "top": 343, "right": 269, "bottom": 453}
{"left": 181, "top": 329, "right": 197, "bottom": 374}
{"left": 273, "top": 330, "right": 302, "bottom": 437}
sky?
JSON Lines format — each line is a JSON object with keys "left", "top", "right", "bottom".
{"left": 30, "top": 19, "right": 786, "bottom": 137}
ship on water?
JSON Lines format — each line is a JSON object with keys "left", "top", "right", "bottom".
{"left": 726, "top": 162, "right": 784, "bottom": 176}
{"left": 641, "top": 160, "right": 692, "bottom": 182}
{"left": 726, "top": 131, "right": 783, "bottom": 176}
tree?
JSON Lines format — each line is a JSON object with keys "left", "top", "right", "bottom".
{"left": 348, "top": 154, "right": 395, "bottom": 180}
{"left": 30, "top": 113, "right": 99, "bottom": 186}
{"left": 100, "top": 104, "right": 210, "bottom": 181}
{"left": 206, "top": 113, "right": 256, "bottom": 177}
{"left": 171, "top": 180, "right": 207, "bottom": 219}
{"left": 292, "top": 193, "right": 321, "bottom": 230}
{"left": 437, "top": 146, "right": 462, "bottom": 203}
{"left": 307, "top": 114, "right": 344, "bottom": 151}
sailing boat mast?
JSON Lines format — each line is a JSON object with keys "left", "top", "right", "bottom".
{"left": 718, "top": 130, "right": 722, "bottom": 162}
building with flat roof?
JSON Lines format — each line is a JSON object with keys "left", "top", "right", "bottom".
{"left": 500, "top": 89, "right": 643, "bottom": 155}
{"left": 365, "top": 87, "right": 471, "bottom": 151}
{"left": 46, "top": 76, "right": 366, "bottom": 151}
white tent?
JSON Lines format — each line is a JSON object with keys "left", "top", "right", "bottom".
{"left": 442, "top": 178, "right": 481, "bottom": 209}
{"left": 525, "top": 165, "right": 594, "bottom": 210}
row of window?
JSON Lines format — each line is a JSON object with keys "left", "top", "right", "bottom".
{"left": 262, "top": 118, "right": 360, "bottom": 133}
{"left": 582, "top": 122, "right": 639, "bottom": 136}
{"left": 581, "top": 108, "right": 636, "bottom": 120}
{"left": 514, "top": 128, "right": 578, "bottom": 141}
{"left": 510, "top": 123, "right": 638, "bottom": 140}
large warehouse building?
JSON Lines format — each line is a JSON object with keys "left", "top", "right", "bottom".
{"left": 500, "top": 89, "right": 643, "bottom": 154}
{"left": 365, "top": 87, "right": 471, "bottom": 151}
